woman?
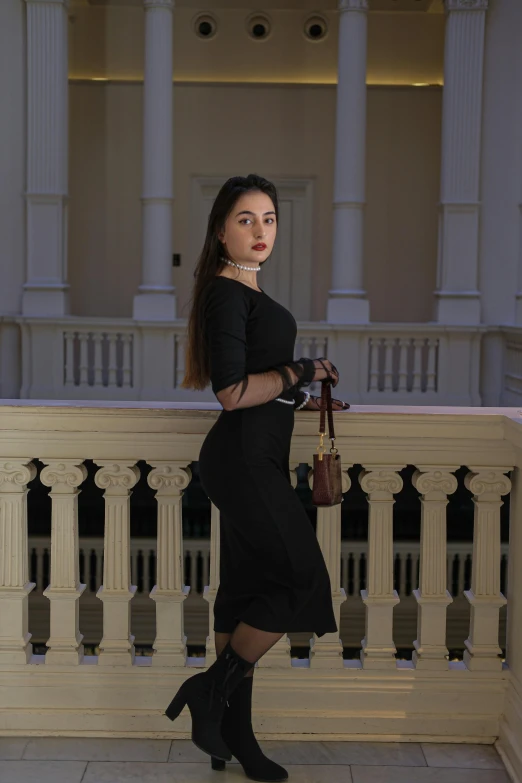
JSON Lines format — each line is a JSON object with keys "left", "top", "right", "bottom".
{"left": 165, "top": 174, "right": 349, "bottom": 782}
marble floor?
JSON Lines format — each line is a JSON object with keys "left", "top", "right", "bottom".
{"left": 0, "top": 737, "right": 512, "bottom": 783}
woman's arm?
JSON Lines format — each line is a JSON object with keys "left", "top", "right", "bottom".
{"left": 216, "top": 361, "right": 313, "bottom": 411}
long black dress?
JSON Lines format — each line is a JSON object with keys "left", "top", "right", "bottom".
{"left": 198, "top": 276, "right": 337, "bottom": 637}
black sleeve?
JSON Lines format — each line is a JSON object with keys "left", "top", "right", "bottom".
{"left": 203, "top": 281, "right": 250, "bottom": 398}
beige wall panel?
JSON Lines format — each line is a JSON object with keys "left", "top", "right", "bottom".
{"left": 69, "top": 83, "right": 441, "bottom": 322}
{"left": 365, "top": 88, "right": 441, "bottom": 323}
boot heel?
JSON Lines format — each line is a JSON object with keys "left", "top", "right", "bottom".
{"left": 211, "top": 757, "right": 226, "bottom": 771}
{"left": 165, "top": 685, "right": 187, "bottom": 721}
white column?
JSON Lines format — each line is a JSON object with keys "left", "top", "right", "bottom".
{"left": 359, "top": 467, "right": 404, "bottom": 669}
{"left": 23, "top": 0, "right": 70, "bottom": 316}
{"left": 148, "top": 462, "right": 190, "bottom": 667}
{"left": 41, "top": 460, "right": 87, "bottom": 665}
{"left": 308, "top": 468, "right": 350, "bottom": 668}
{"left": 463, "top": 468, "right": 511, "bottom": 671}
{"left": 412, "top": 468, "right": 458, "bottom": 670}
{"left": 0, "top": 460, "right": 37, "bottom": 663}
{"left": 95, "top": 462, "right": 140, "bottom": 665}
{"left": 434, "top": 0, "right": 488, "bottom": 325}
{"left": 327, "top": 0, "right": 369, "bottom": 325}
{"left": 133, "top": 0, "right": 176, "bottom": 321}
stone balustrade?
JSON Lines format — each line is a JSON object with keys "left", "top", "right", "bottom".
{"left": 5, "top": 315, "right": 487, "bottom": 405}
{"left": 0, "top": 400, "right": 521, "bottom": 781}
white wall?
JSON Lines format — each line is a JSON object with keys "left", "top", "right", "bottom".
{"left": 0, "top": 0, "right": 25, "bottom": 396}
{"left": 68, "top": 82, "right": 441, "bottom": 323}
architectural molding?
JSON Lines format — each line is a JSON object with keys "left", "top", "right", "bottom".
{"left": 339, "top": 0, "right": 369, "bottom": 11}
{"left": 445, "top": 0, "right": 488, "bottom": 10}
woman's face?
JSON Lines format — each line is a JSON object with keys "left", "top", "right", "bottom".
{"left": 218, "top": 190, "right": 277, "bottom": 266}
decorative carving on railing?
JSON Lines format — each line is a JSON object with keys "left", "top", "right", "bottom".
{"left": 148, "top": 462, "right": 191, "bottom": 667}
{"left": 0, "top": 460, "right": 37, "bottom": 663}
{"left": 412, "top": 467, "right": 459, "bottom": 670}
{"left": 94, "top": 462, "right": 140, "bottom": 665}
{"left": 463, "top": 468, "right": 512, "bottom": 671}
{"left": 41, "top": 460, "right": 88, "bottom": 664}
{"left": 359, "top": 468, "right": 404, "bottom": 669}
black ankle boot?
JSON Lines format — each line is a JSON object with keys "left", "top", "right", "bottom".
{"left": 210, "top": 677, "right": 288, "bottom": 782}
{"left": 165, "top": 642, "right": 253, "bottom": 761}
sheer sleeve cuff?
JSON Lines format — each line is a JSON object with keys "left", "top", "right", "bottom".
{"left": 269, "top": 357, "right": 315, "bottom": 394}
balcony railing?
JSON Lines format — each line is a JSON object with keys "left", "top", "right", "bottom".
{"left": 0, "top": 400, "right": 521, "bottom": 782}
{"left": 7, "top": 315, "right": 486, "bottom": 405}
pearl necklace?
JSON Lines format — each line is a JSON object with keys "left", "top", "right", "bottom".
{"left": 220, "top": 256, "right": 261, "bottom": 273}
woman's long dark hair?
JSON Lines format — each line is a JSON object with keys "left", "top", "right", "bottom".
{"left": 181, "top": 174, "right": 279, "bottom": 391}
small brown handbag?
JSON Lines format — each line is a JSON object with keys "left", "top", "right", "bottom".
{"left": 311, "top": 381, "right": 343, "bottom": 506}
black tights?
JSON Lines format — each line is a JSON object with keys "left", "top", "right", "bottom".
{"left": 215, "top": 622, "right": 284, "bottom": 675}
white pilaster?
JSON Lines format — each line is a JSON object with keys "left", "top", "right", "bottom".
{"left": 463, "top": 467, "right": 511, "bottom": 671}
{"left": 23, "top": 0, "right": 70, "bottom": 316}
{"left": 327, "top": 0, "right": 369, "bottom": 324}
{"left": 435, "top": 0, "right": 488, "bottom": 325}
{"left": 308, "top": 468, "right": 350, "bottom": 668}
{"left": 412, "top": 467, "right": 458, "bottom": 670}
{"left": 41, "top": 460, "right": 88, "bottom": 665}
{"left": 95, "top": 462, "right": 140, "bottom": 666}
{"left": 359, "top": 467, "right": 404, "bottom": 669}
{"left": 148, "top": 462, "right": 190, "bottom": 667}
{"left": 133, "top": 0, "right": 176, "bottom": 321}
{"left": 203, "top": 502, "right": 221, "bottom": 666}
{"left": 0, "top": 460, "right": 37, "bottom": 664}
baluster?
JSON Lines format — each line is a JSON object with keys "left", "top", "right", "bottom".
{"left": 397, "top": 551, "right": 405, "bottom": 596}
{"left": 463, "top": 468, "right": 512, "bottom": 671}
{"left": 368, "top": 338, "right": 379, "bottom": 391}
{"left": 412, "top": 338, "right": 422, "bottom": 391}
{"left": 308, "top": 468, "right": 350, "bottom": 667}
{"left": 412, "top": 468, "right": 458, "bottom": 669}
{"left": 203, "top": 503, "right": 221, "bottom": 666}
{"left": 426, "top": 339, "right": 437, "bottom": 391}
{"left": 93, "top": 333, "right": 103, "bottom": 386}
{"left": 398, "top": 339, "right": 409, "bottom": 391}
{"left": 359, "top": 467, "right": 403, "bottom": 669}
{"left": 0, "top": 461, "right": 37, "bottom": 663}
{"left": 354, "top": 550, "right": 361, "bottom": 595}
{"left": 383, "top": 340, "right": 393, "bottom": 392}
{"left": 78, "top": 333, "right": 89, "bottom": 386}
{"left": 122, "top": 334, "right": 132, "bottom": 387}
{"left": 94, "top": 462, "right": 140, "bottom": 665}
{"left": 64, "top": 332, "right": 75, "bottom": 386}
{"left": 148, "top": 462, "right": 191, "bottom": 667}
{"left": 41, "top": 461, "right": 88, "bottom": 664}
{"left": 108, "top": 335, "right": 118, "bottom": 386}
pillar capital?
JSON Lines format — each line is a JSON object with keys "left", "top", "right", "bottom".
{"left": 445, "top": 0, "right": 488, "bottom": 11}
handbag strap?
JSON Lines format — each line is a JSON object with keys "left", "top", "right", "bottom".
{"left": 319, "top": 381, "right": 336, "bottom": 444}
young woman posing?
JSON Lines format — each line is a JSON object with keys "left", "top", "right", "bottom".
{"left": 165, "top": 174, "right": 349, "bottom": 782}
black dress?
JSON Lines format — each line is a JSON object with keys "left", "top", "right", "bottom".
{"left": 198, "top": 276, "right": 337, "bottom": 637}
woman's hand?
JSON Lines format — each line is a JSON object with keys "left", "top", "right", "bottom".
{"left": 312, "top": 358, "right": 339, "bottom": 387}
{"left": 303, "top": 394, "right": 350, "bottom": 411}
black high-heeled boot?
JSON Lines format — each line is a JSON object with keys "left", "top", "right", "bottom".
{"left": 165, "top": 641, "right": 253, "bottom": 761}
{"left": 210, "top": 676, "right": 288, "bottom": 782}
